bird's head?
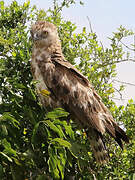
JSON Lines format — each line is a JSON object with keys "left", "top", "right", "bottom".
{"left": 31, "top": 21, "right": 58, "bottom": 48}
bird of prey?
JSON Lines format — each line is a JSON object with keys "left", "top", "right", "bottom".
{"left": 30, "top": 21, "right": 129, "bottom": 163}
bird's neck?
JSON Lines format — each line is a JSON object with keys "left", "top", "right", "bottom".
{"left": 33, "top": 39, "right": 64, "bottom": 60}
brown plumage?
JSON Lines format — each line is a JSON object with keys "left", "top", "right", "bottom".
{"left": 30, "top": 21, "right": 129, "bottom": 164}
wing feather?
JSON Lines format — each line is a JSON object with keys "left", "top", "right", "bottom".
{"left": 52, "top": 58, "right": 90, "bottom": 86}
{"left": 51, "top": 59, "right": 129, "bottom": 145}
{"left": 38, "top": 56, "right": 129, "bottom": 148}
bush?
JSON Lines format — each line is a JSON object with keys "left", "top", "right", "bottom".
{"left": 0, "top": 1, "right": 135, "bottom": 179}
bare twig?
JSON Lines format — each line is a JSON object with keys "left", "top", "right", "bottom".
{"left": 98, "top": 58, "right": 135, "bottom": 67}
{"left": 120, "top": 40, "right": 135, "bottom": 51}
{"left": 113, "top": 79, "right": 135, "bottom": 87}
{"left": 87, "top": 167, "right": 97, "bottom": 180}
{"left": 113, "top": 87, "right": 123, "bottom": 99}
{"left": 87, "top": 16, "right": 93, "bottom": 34}
{"left": 111, "top": 97, "right": 130, "bottom": 102}
{"left": 100, "top": 41, "right": 105, "bottom": 53}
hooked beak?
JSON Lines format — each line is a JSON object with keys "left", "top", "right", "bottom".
{"left": 30, "top": 30, "right": 41, "bottom": 41}
{"left": 33, "top": 33, "right": 41, "bottom": 41}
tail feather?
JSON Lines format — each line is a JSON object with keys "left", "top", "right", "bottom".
{"left": 98, "top": 101, "right": 129, "bottom": 148}
{"left": 87, "top": 129, "right": 109, "bottom": 164}
{"left": 105, "top": 120, "right": 129, "bottom": 149}
{"left": 87, "top": 119, "right": 129, "bottom": 164}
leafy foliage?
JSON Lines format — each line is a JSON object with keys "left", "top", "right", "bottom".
{"left": 0, "top": 0, "right": 135, "bottom": 179}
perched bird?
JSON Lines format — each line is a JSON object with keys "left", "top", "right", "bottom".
{"left": 30, "top": 21, "right": 129, "bottom": 163}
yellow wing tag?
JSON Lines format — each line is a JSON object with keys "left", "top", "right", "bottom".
{"left": 40, "top": 89, "right": 51, "bottom": 97}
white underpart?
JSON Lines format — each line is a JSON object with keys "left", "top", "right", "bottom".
{"left": 31, "top": 49, "right": 51, "bottom": 106}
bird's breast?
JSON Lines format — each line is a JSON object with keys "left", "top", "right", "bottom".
{"left": 31, "top": 48, "right": 59, "bottom": 108}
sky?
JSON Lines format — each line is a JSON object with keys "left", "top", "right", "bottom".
{"left": 5, "top": 0, "right": 135, "bottom": 105}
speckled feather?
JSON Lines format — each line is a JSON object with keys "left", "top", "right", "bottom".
{"left": 31, "top": 21, "right": 129, "bottom": 163}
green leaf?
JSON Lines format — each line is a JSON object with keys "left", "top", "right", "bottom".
{"left": 12, "top": 51, "right": 16, "bottom": 57}
{"left": 0, "top": 152, "right": 12, "bottom": 162}
{"left": 53, "top": 119, "right": 74, "bottom": 139}
{"left": 12, "top": 157, "right": 22, "bottom": 166}
{"left": 1, "top": 125, "right": 8, "bottom": 136}
{"left": 45, "top": 120, "right": 64, "bottom": 138}
{"left": 0, "top": 113, "right": 20, "bottom": 129}
{"left": 48, "top": 145, "right": 60, "bottom": 179}
{"left": 31, "top": 122, "right": 40, "bottom": 144}
{"left": 0, "top": 1, "right": 4, "bottom": 10}
{"left": 46, "top": 108, "right": 69, "bottom": 120}
{"left": 24, "top": 1, "right": 30, "bottom": 7}
{"left": 64, "top": 124, "right": 75, "bottom": 140}
{"left": 51, "top": 138, "right": 71, "bottom": 149}
{"left": 2, "top": 139, "right": 17, "bottom": 156}
{"left": 132, "top": 173, "right": 135, "bottom": 180}
{"left": 57, "top": 148, "right": 66, "bottom": 179}
{"left": 28, "top": 88, "right": 36, "bottom": 101}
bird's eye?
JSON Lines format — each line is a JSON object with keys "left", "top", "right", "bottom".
{"left": 43, "top": 31, "right": 48, "bottom": 35}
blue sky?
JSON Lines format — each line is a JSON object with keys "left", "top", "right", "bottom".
{"left": 5, "top": 0, "right": 135, "bottom": 105}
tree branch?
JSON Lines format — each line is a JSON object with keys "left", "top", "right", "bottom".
{"left": 120, "top": 40, "right": 135, "bottom": 51}
{"left": 113, "top": 79, "right": 135, "bottom": 87}
{"left": 87, "top": 16, "right": 93, "bottom": 34}
{"left": 98, "top": 58, "right": 135, "bottom": 67}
